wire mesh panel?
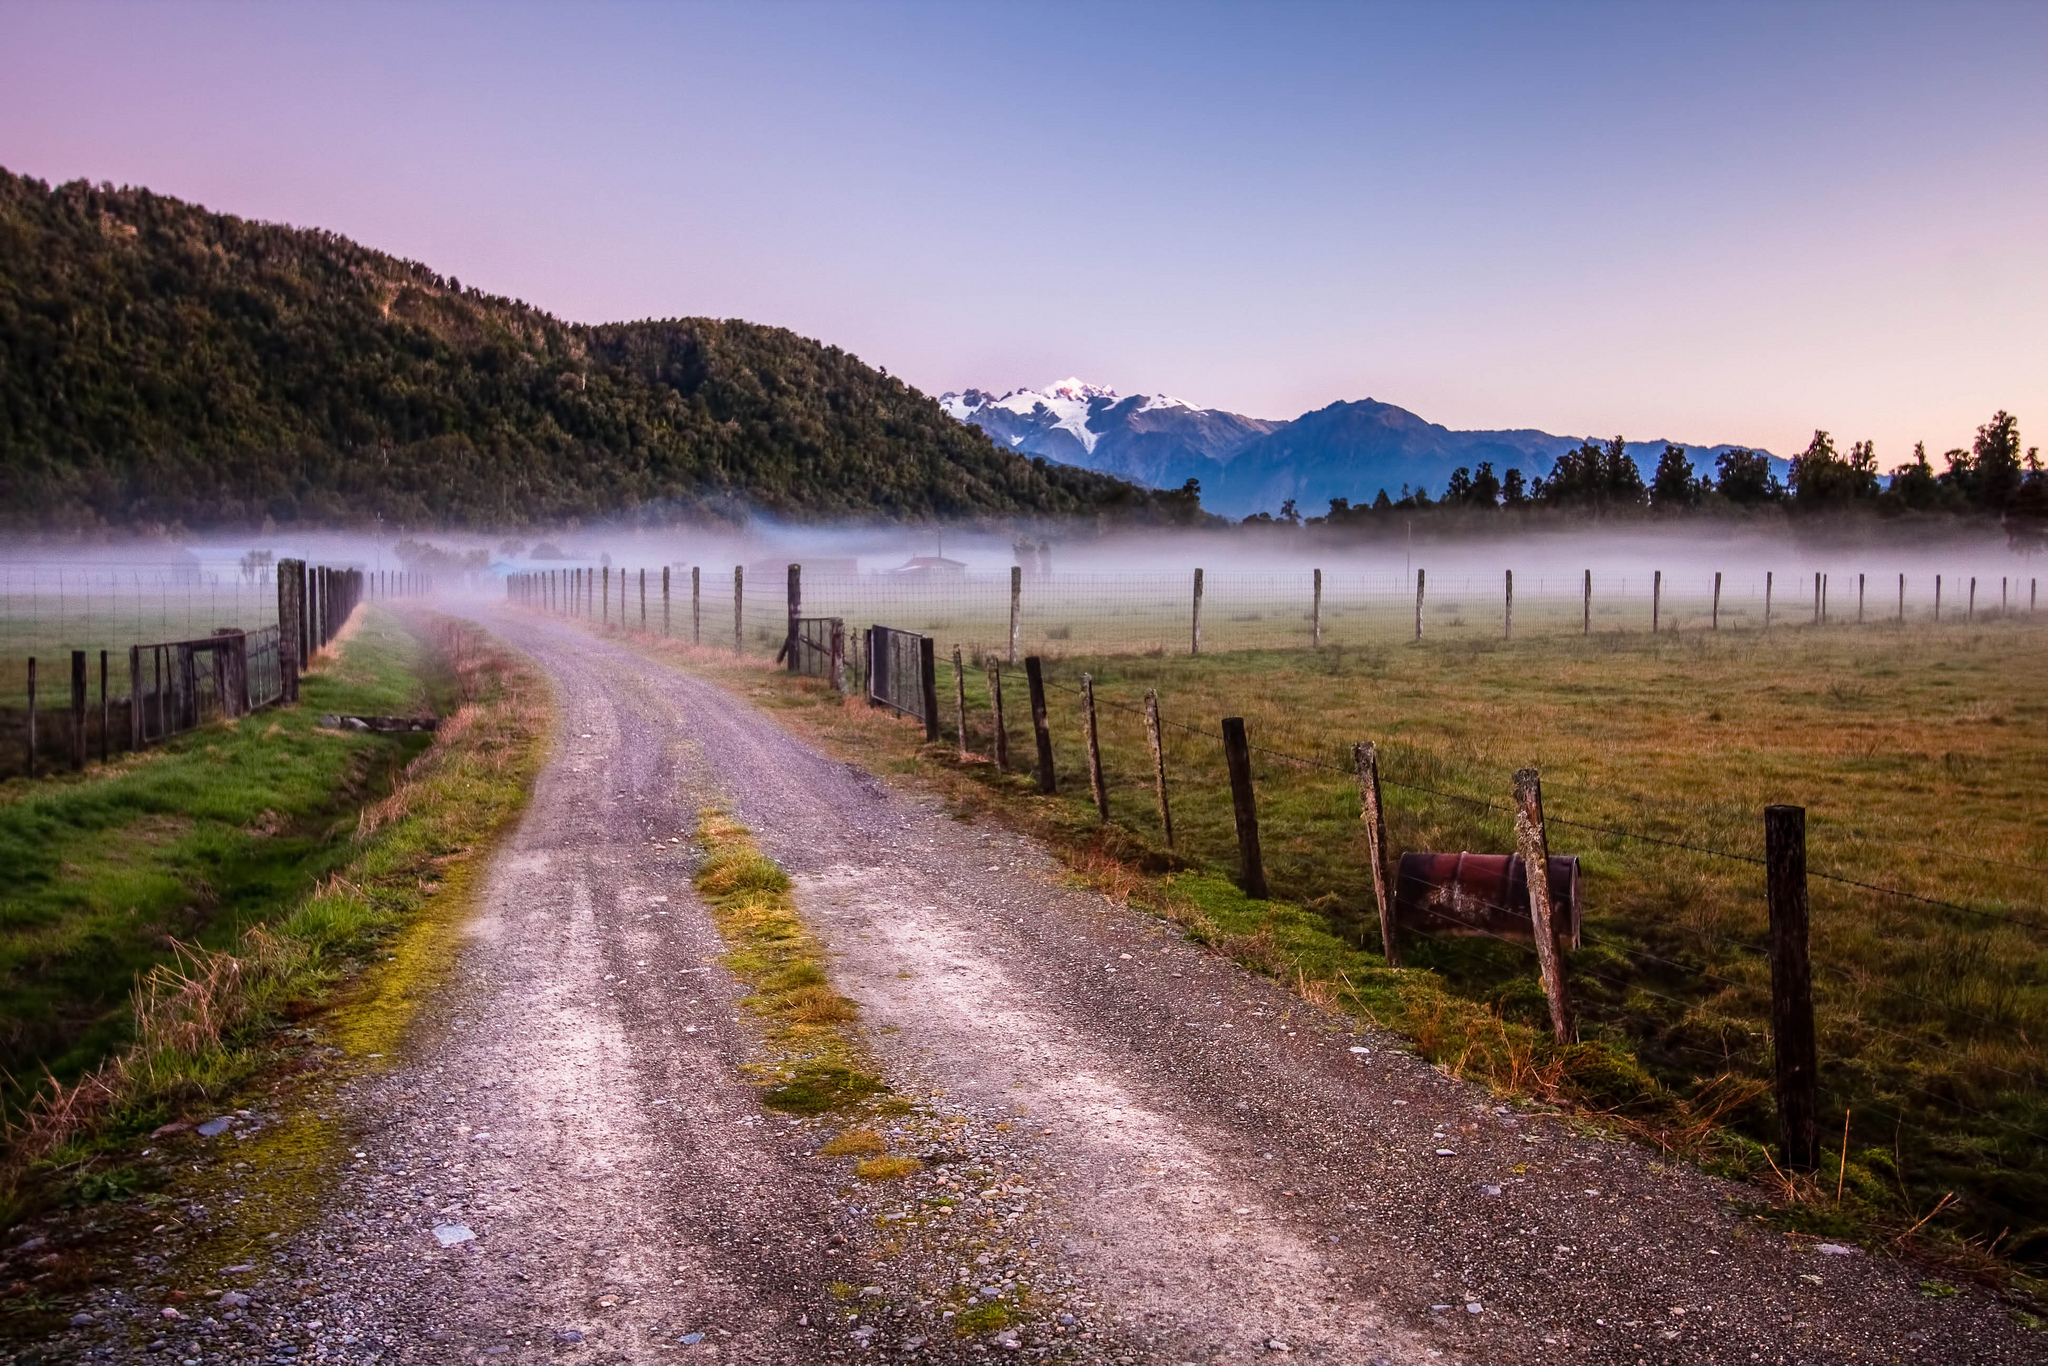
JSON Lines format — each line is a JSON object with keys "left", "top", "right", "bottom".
{"left": 867, "top": 625, "right": 928, "bottom": 722}
{"left": 789, "top": 617, "right": 845, "bottom": 685}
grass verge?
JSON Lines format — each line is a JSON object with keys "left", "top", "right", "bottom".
{"left": 0, "top": 608, "right": 547, "bottom": 1231}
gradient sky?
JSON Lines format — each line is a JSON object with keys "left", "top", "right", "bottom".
{"left": 3, "top": 1, "right": 2044, "bottom": 459}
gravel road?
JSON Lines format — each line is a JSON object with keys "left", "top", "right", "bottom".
{"left": 39, "top": 611, "right": 2034, "bottom": 1365}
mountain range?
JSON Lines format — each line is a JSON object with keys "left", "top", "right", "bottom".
{"left": 941, "top": 379, "right": 1776, "bottom": 518}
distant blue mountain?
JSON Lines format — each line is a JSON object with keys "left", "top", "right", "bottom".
{"left": 940, "top": 382, "right": 1778, "bottom": 519}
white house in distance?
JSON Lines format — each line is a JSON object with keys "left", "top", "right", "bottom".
{"left": 887, "top": 555, "right": 968, "bottom": 580}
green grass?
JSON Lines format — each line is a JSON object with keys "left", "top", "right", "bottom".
{"left": 0, "top": 610, "right": 441, "bottom": 1112}
{"left": 614, "top": 613, "right": 2048, "bottom": 1279}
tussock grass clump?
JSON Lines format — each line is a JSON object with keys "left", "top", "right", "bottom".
{"left": 693, "top": 813, "right": 883, "bottom": 1115}
{"left": 854, "top": 1154, "right": 922, "bottom": 1181}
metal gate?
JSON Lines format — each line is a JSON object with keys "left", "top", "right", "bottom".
{"left": 788, "top": 616, "right": 847, "bottom": 692}
{"left": 866, "top": 625, "right": 937, "bottom": 739}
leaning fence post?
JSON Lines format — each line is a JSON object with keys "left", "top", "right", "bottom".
{"left": 987, "top": 662, "right": 1010, "bottom": 770}
{"left": 1355, "top": 741, "right": 1397, "bottom": 967}
{"left": 786, "top": 564, "right": 802, "bottom": 671}
{"left": 1312, "top": 568, "right": 1323, "bottom": 649}
{"left": 1712, "top": 571, "right": 1722, "bottom": 630}
{"left": 953, "top": 645, "right": 970, "bottom": 760}
{"left": 1145, "top": 688, "right": 1173, "bottom": 848}
{"left": 1221, "top": 717, "right": 1268, "bottom": 898}
{"left": 1504, "top": 568, "right": 1513, "bottom": 641}
{"left": 663, "top": 566, "right": 671, "bottom": 636}
{"left": 1009, "top": 564, "right": 1022, "bottom": 664}
{"left": 919, "top": 636, "right": 939, "bottom": 743}
{"left": 26, "top": 657, "right": 37, "bottom": 779}
{"left": 1766, "top": 804, "right": 1819, "bottom": 1171}
{"left": 1511, "top": 767, "right": 1572, "bottom": 1042}
{"left": 733, "top": 565, "right": 744, "bottom": 655}
{"left": 70, "top": 650, "right": 87, "bottom": 772}
{"left": 1415, "top": 568, "right": 1426, "bottom": 640}
{"left": 1191, "top": 568, "right": 1204, "bottom": 655}
{"left": 1080, "top": 672, "right": 1108, "bottom": 820}
{"left": 1025, "top": 656, "right": 1056, "bottom": 794}
{"left": 129, "top": 645, "right": 143, "bottom": 752}
{"left": 1582, "top": 568, "right": 1591, "bottom": 635}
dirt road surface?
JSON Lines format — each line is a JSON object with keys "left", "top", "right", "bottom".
{"left": 50, "top": 611, "right": 2034, "bottom": 1365}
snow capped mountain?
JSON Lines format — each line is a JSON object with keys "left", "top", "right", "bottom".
{"left": 940, "top": 378, "right": 1775, "bottom": 519}
{"left": 937, "top": 379, "right": 1281, "bottom": 491}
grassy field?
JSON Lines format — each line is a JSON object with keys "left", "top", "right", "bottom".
{"left": 598, "top": 611, "right": 2048, "bottom": 1277}
{"left": 0, "top": 610, "right": 443, "bottom": 1114}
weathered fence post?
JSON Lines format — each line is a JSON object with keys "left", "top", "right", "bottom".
{"left": 1712, "top": 571, "right": 1722, "bottom": 631}
{"left": 733, "top": 565, "right": 744, "bottom": 655}
{"left": 1813, "top": 571, "right": 1821, "bottom": 626}
{"left": 987, "top": 662, "right": 1010, "bottom": 770}
{"left": 953, "top": 645, "right": 970, "bottom": 760}
{"left": 918, "top": 636, "right": 939, "bottom": 743}
{"left": 1582, "top": 568, "right": 1591, "bottom": 635}
{"left": 68, "top": 649, "right": 87, "bottom": 771}
{"left": 1899, "top": 572, "right": 1906, "bottom": 622}
{"left": 829, "top": 619, "right": 847, "bottom": 696}
{"left": 2002, "top": 576, "right": 2008, "bottom": 614}
{"left": 692, "top": 566, "right": 702, "bottom": 643}
{"left": 1858, "top": 572, "right": 1866, "bottom": 624}
{"left": 1191, "top": 568, "right": 1204, "bottom": 655}
{"left": 1969, "top": 576, "right": 1976, "bottom": 623}
{"left": 129, "top": 645, "right": 143, "bottom": 751}
{"left": 786, "top": 563, "right": 802, "bottom": 671}
{"left": 1934, "top": 573, "right": 1942, "bottom": 622}
{"left": 1009, "top": 564, "right": 1022, "bottom": 664}
{"left": 1766, "top": 803, "right": 1819, "bottom": 1171}
{"left": 1415, "top": 568, "right": 1426, "bottom": 640}
{"left": 1080, "top": 672, "right": 1108, "bottom": 820}
{"left": 1504, "top": 569, "right": 1513, "bottom": 641}
{"left": 1145, "top": 688, "right": 1173, "bottom": 848}
{"left": 1025, "top": 655, "right": 1056, "bottom": 794}
{"left": 1511, "top": 767, "right": 1572, "bottom": 1043}
{"left": 1355, "top": 740, "right": 1397, "bottom": 967}
{"left": 662, "top": 566, "right": 671, "bottom": 636}
{"left": 603, "top": 566, "right": 611, "bottom": 625}
{"left": 1765, "top": 571, "right": 1774, "bottom": 631}
{"left": 1220, "top": 717, "right": 1268, "bottom": 899}
{"left": 98, "top": 650, "right": 109, "bottom": 763}
{"left": 1313, "top": 568, "right": 1323, "bottom": 649}
{"left": 25, "top": 657, "right": 37, "bottom": 779}
{"left": 640, "top": 568, "right": 647, "bottom": 630}
{"left": 1652, "top": 570, "right": 1662, "bottom": 634}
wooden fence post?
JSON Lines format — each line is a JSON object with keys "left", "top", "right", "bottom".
{"left": 1511, "top": 767, "right": 1572, "bottom": 1043}
{"left": 1899, "top": 572, "right": 1905, "bottom": 622}
{"left": 987, "top": 662, "right": 1009, "bottom": 770}
{"left": 830, "top": 619, "right": 847, "bottom": 696}
{"left": 1765, "top": 571, "right": 1774, "bottom": 631}
{"left": 25, "top": 658, "right": 39, "bottom": 779}
{"left": 1080, "top": 672, "right": 1108, "bottom": 820}
{"left": 733, "top": 565, "right": 744, "bottom": 655}
{"left": 1221, "top": 717, "right": 1268, "bottom": 899}
{"left": 1934, "top": 573, "right": 1941, "bottom": 622}
{"left": 605, "top": 566, "right": 612, "bottom": 625}
{"left": 693, "top": 566, "right": 702, "bottom": 643}
{"left": 1582, "top": 569, "right": 1591, "bottom": 635}
{"left": 1025, "top": 655, "right": 1056, "bottom": 794}
{"left": 1355, "top": 741, "right": 1397, "bottom": 967}
{"left": 786, "top": 564, "right": 802, "bottom": 671}
{"left": 70, "top": 650, "right": 87, "bottom": 771}
{"left": 1009, "top": 565, "right": 1022, "bottom": 664}
{"left": 663, "top": 566, "right": 671, "bottom": 636}
{"left": 1313, "top": 568, "right": 1323, "bottom": 649}
{"left": 1504, "top": 568, "right": 1513, "bottom": 641}
{"left": 1969, "top": 576, "right": 1976, "bottom": 623}
{"left": 1652, "top": 570, "right": 1662, "bottom": 634}
{"left": 1858, "top": 572, "right": 1865, "bottom": 624}
{"left": 99, "top": 651, "right": 109, "bottom": 763}
{"left": 1415, "top": 568, "right": 1426, "bottom": 640}
{"left": 1813, "top": 571, "right": 1821, "bottom": 626}
{"left": 1191, "top": 568, "right": 1204, "bottom": 655}
{"left": 129, "top": 645, "right": 143, "bottom": 751}
{"left": 953, "top": 645, "right": 970, "bottom": 760}
{"left": 640, "top": 568, "right": 647, "bottom": 630}
{"left": 1145, "top": 688, "right": 1173, "bottom": 848}
{"left": 1712, "top": 571, "right": 1722, "bottom": 631}
{"left": 919, "top": 636, "right": 939, "bottom": 743}
{"left": 1766, "top": 804, "right": 1820, "bottom": 1171}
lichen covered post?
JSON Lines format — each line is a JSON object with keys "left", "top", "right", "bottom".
{"left": 987, "top": 661, "right": 1009, "bottom": 769}
{"left": 1191, "top": 568, "right": 1204, "bottom": 655}
{"left": 1080, "top": 672, "right": 1108, "bottom": 820}
{"left": 1024, "top": 656, "right": 1056, "bottom": 795}
{"left": 1145, "top": 689, "right": 1173, "bottom": 849}
{"left": 1354, "top": 741, "right": 1396, "bottom": 967}
{"left": 1221, "top": 717, "right": 1267, "bottom": 899}
{"left": 952, "top": 645, "right": 970, "bottom": 760}
{"left": 1512, "top": 767, "right": 1571, "bottom": 1043}
{"left": 1009, "top": 564, "right": 1022, "bottom": 664}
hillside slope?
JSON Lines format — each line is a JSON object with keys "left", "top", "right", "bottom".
{"left": 0, "top": 171, "right": 1171, "bottom": 529}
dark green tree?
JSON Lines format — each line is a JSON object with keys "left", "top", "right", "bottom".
{"left": 1650, "top": 444, "right": 1703, "bottom": 509}
{"left": 1715, "top": 448, "right": 1783, "bottom": 505}
{"left": 1500, "top": 468, "right": 1527, "bottom": 506}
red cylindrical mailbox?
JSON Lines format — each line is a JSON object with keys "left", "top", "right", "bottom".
{"left": 1394, "top": 852, "right": 1581, "bottom": 948}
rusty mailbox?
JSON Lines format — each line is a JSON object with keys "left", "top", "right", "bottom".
{"left": 1393, "top": 852, "right": 1582, "bottom": 949}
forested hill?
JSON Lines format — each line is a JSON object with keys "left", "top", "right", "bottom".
{"left": 0, "top": 170, "right": 1184, "bottom": 530}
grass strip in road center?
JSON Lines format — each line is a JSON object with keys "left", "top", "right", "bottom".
{"left": 694, "top": 811, "right": 886, "bottom": 1115}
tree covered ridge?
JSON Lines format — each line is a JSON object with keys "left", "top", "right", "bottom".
{"left": 0, "top": 169, "right": 1186, "bottom": 530}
